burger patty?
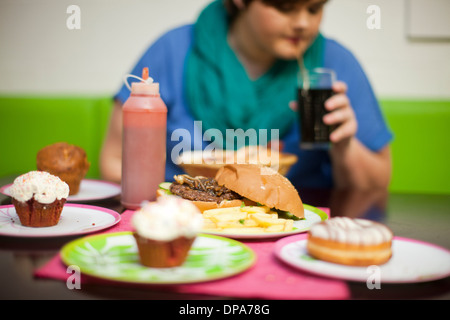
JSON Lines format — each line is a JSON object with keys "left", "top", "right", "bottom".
{"left": 169, "top": 176, "right": 242, "bottom": 203}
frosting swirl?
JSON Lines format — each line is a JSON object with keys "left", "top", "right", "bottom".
{"left": 132, "top": 196, "right": 203, "bottom": 241}
{"left": 9, "top": 171, "right": 69, "bottom": 204}
{"left": 309, "top": 217, "right": 393, "bottom": 245}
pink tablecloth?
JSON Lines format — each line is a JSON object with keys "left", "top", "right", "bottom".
{"left": 34, "top": 208, "right": 350, "bottom": 300}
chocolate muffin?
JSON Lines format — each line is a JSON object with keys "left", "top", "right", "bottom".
{"left": 36, "top": 142, "right": 90, "bottom": 195}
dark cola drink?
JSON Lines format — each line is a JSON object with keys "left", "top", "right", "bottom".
{"left": 298, "top": 88, "right": 334, "bottom": 149}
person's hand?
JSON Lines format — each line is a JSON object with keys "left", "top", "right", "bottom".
{"left": 323, "top": 81, "right": 357, "bottom": 144}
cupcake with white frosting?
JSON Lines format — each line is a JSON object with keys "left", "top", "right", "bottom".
{"left": 9, "top": 171, "right": 69, "bottom": 227}
{"left": 132, "top": 195, "right": 203, "bottom": 268}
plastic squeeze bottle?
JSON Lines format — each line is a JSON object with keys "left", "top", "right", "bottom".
{"left": 121, "top": 67, "right": 167, "bottom": 209}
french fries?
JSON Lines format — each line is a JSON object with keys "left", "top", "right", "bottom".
{"left": 202, "top": 205, "right": 295, "bottom": 234}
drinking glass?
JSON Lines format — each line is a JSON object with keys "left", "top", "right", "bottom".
{"left": 298, "top": 68, "right": 336, "bottom": 149}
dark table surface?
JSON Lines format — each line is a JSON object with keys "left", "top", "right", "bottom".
{"left": 0, "top": 175, "right": 449, "bottom": 300}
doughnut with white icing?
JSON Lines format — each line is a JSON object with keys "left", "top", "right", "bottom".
{"left": 307, "top": 217, "right": 393, "bottom": 266}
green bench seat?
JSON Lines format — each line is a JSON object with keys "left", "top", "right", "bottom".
{"left": 380, "top": 99, "right": 450, "bottom": 195}
{"left": 0, "top": 96, "right": 113, "bottom": 179}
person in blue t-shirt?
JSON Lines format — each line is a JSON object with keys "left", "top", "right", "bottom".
{"left": 100, "top": 0, "right": 393, "bottom": 190}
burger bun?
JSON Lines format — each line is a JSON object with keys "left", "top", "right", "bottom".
{"left": 215, "top": 164, "right": 304, "bottom": 218}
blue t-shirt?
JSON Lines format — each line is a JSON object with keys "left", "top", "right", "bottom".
{"left": 115, "top": 24, "right": 393, "bottom": 189}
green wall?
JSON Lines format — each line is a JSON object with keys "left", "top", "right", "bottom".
{"left": 0, "top": 96, "right": 449, "bottom": 194}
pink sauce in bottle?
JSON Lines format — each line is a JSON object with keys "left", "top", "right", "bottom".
{"left": 121, "top": 68, "right": 167, "bottom": 209}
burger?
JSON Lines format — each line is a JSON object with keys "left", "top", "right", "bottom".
{"left": 157, "top": 164, "right": 304, "bottom": 219}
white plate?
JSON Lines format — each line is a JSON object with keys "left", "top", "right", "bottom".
{"left": 202, "top": 205, "right": 328, "bottom": 240}
{"left": 0, "top": 204, "right": 121, "bottom": 238}
{"left": 0, "top": 179, "right": 121, "bottom": 202}
{"left": 275, "top": 234, "right": 450, "bottom": 283}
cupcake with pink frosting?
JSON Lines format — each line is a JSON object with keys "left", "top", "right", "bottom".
{"left": 9, "top": 171, "right": 69, "bottom": 227}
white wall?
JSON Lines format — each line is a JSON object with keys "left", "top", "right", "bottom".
{"left": 0, "top": 0, "right": 449, "bottom": 99}
{"left": 321, "top": 0, "right": 450, "bottom": 99}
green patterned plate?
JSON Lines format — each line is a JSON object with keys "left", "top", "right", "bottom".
{"left": 60, "top": 232, "right": 255, "bottom": 284}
